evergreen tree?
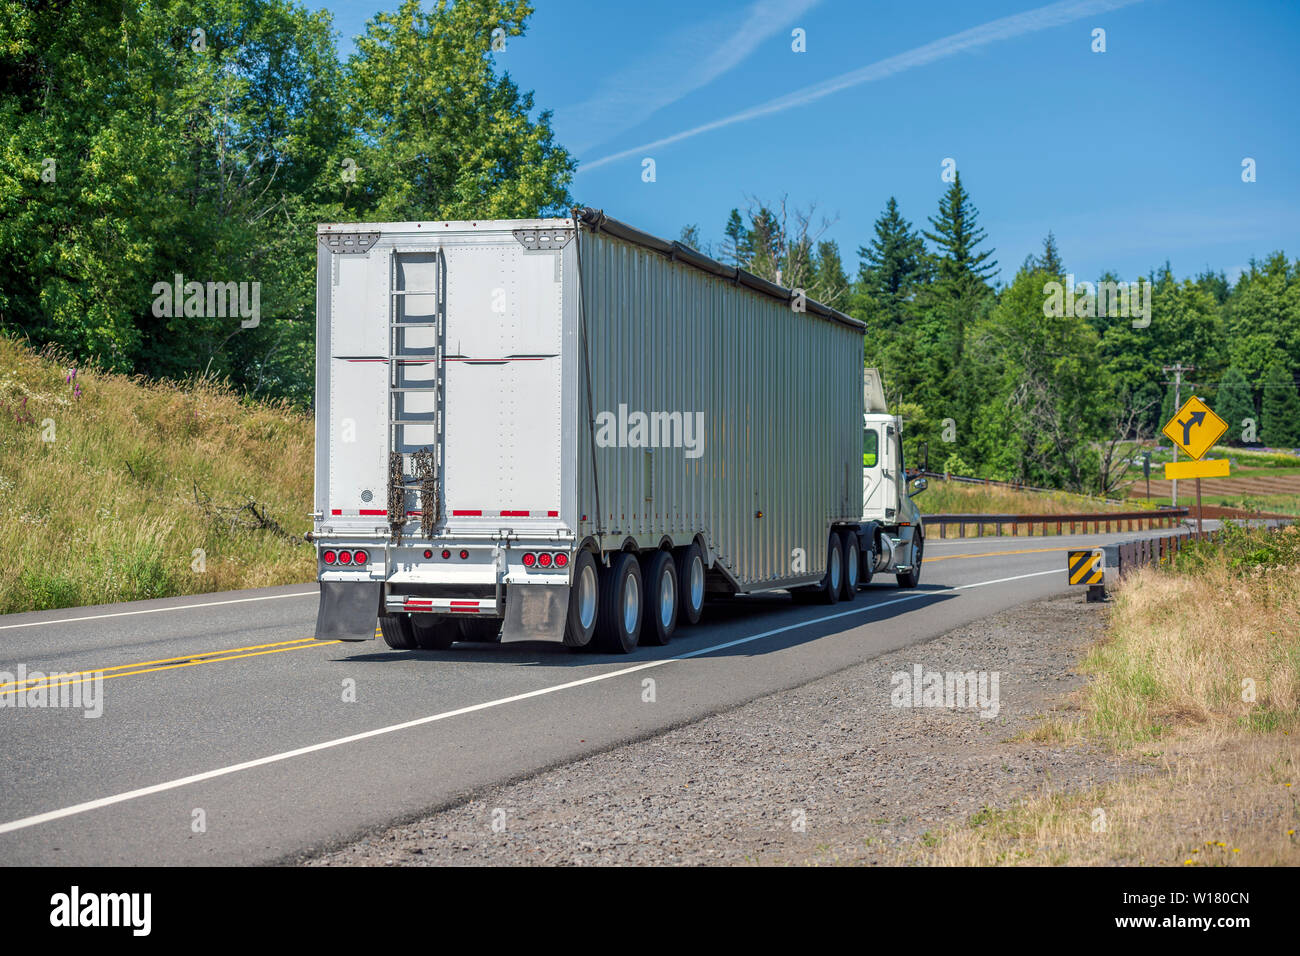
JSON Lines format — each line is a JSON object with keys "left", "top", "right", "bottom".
{"left": 923, "top": 172, "right": 998, "bottom": 292}
{"left": 1260, "top": 360, "right": 1300, "bottom": 447}
{"left": 812, "top": 240, "right": 850, "bottom": 307}
{"left": 1215, "top": 366, "right": 1256, "bottom": 444}
{"left": 721, "top": 208, "right": 748, "bottom": 266}
{"left": 1022, "top": 231, "right": 1063, "bottom": 276}
{"left": 858, "top": 197, "right": 928, "bottom": 305}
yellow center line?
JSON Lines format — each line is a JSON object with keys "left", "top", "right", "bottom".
{"left": 0, "top": 637, "right": 320, "bottom": 691}
{"left": 926, "top": 546, "right": 1069, "bottom": 563}
{"left": 0, "top": 640, "right": 339, "bottom": 697}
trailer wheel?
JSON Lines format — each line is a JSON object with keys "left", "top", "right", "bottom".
{"left": 839, "top": 531, "right": 860, "bottom": 601}
{"left": 563, "top": 550, "right": 599, "bottom": 648}
{"left": 456, "top": 618, "right": 501, "bottom": 643}
{"left": 817, "top": 533, "right": 844, "bottom": 604}
{"left": 896, "top": 530, "right": 923, "bottom": 589}
{"left": 379, "top": 614, "right": 419, "bottom": 650}
{"left": 675, "top": 543, "right": 706, "bottom": 626}
{"left": 411, "top": 615, "right": 457, "bottom": 650}
{"left": 640, "top": 550, "right": 678, "bottom": 646}
{"left": 594, "top": 552, "right": 642, "bottom": 654}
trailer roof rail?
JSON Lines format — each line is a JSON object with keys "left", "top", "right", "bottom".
{"left": 573, "top": 207, "right": 865, "bottom": 333}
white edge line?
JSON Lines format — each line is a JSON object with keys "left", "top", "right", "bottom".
{"left": 0, "top": 590, "right": 318, "bottom": 631}
{"left": 0, "top": 568, "right": 1061, "bottom": 836}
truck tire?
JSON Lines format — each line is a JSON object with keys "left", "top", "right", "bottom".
{"left": 456, "top": 618, "right": 501, "bottom": 643}
{"left": 675, "top": 543, "right": 706, "bottom": 626}
{"left": 817, "top": 533, "right": 843, "bottom": 604}
{"left": 379, "top": 614, "right": 418, "bottom": 650}
{"left": 595, "top": 552, "right": 642, "bottom": 654}
{"left": 563, "top": 550, "right": 600, "bottom": 648}
{"left": 896, "top": 530, "right": 924, "bottom": 589}
{"left": 839, "top": 530, "right": 860, "bottom": 600}
{"left": 640, "top": 550, "right": 678, "bottom": 646}
{"left": 411, "top": 614, "right": 457, "bottom": 649}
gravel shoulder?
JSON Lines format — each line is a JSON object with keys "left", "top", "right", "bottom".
{"left": 302, "top": 593, "right": 1137, "bottom": 866}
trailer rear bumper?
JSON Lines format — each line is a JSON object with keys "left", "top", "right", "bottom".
{"left": 314, "top": 580, "right": 383, "bottom": 641}
{"left": 385, "top": 595, "right": 499, "bottom": 615}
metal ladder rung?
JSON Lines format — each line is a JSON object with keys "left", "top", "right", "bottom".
{"left": 388, "top": 251, "right": 444, "bottom": 532}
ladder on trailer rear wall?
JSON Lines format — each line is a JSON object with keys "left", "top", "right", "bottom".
{"left": 387, "top": 249, "right": 444, "bottom": 541}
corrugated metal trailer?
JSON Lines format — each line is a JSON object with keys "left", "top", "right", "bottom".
{"left": 312, "top": 208, "right": 866, "bottom": 654}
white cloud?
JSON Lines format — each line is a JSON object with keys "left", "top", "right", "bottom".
{"left": 560, "top": 0, "right": 821, "bottom": 154}
{"left": 580, "top": 0, "right": 1145, "bottom": 172}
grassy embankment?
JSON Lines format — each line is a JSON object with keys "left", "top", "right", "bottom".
{"left": 0, "top": 336, "right": 314, "bottom": 614}
{"left": 903, "top": 522, "right": 1300, "bottom": 865}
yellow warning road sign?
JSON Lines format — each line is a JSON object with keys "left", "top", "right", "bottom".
{"left": 1161, "top": 396, "right": 1228, "bottom": 460}
{"left": 1068, "top": 549, "right": 1104, "bottom": 585}
{"left": 1163, "top": 458, "right": 1230, "bottom": 480}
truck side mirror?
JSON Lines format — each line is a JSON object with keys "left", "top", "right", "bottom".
{"left": 908, "top": 477, "right": 928, "bottom": 497}
{"left": 919, "top": 441, "right": 929, "bottom": 473}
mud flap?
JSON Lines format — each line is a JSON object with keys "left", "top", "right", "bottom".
{"left": 314, "top": 581, "right": 383, "bottom": 641}
{"left": 499, "top": 584, "right": 569, "bottom": 643}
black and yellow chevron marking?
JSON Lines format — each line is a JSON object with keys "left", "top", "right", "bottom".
{"left": 1068, "top": 550, "right": 1104, "bottom": 585}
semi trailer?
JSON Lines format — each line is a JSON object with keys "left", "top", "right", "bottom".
{"left": 311, "top": 208, "right": 927, "bottom": 654}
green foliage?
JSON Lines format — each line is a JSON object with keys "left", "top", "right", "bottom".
{"left": 830, "top": 177, "right": 1298, "bottom": 493}
{"left": 1215, "top": 366, "right": 1256, "bottom": 444}
{"left": 1168, "top": 522, "right": 1300, "bottom": 574}
{"left": 0, "top": 0, "right": 572, "bottom": 405}
{"left": 1260, "top": 359, "right": 1300, "bottom": 447}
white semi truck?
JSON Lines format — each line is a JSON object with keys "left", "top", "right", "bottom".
{"left": 311, "top": 208, "right": 926, "bottom": 653}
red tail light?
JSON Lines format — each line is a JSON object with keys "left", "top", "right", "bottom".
{"left": 338, "top": 550, "right": 352, "bottom": 564}
{"left": 459, "top": 550, "right": 469, "bottom": 560}
{"left": 538, "top": 552, "right": 553, "bottom": 568}
{"left": 522, "top": 552, "right": 536, "bottom": 567}
{"left": 353, "top": 550, "right": 368, "bottom": 565}
{"left": 441, "top": 550, "right": 451, "bottom": 559}
{"left": 423, "top": 550, "right": 433, "bottom": 559}
{"left": 322, "top": 550, "right": 336, "bottom": 565}
{"left": 554, "top": 552, "right": 569, "bottom": 568}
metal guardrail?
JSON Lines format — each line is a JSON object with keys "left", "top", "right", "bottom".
{"left": 922, "top": 508, "right": 1189, "bottom": 539}
{"left": 1113, "top": 529, "right": 1218, "bottom": 574}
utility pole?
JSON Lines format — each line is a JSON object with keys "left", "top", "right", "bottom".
{"left": 1162, "top": 363, "right": 1195, "bottom": 511}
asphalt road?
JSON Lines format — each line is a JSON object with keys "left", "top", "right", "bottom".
{"left": 0, "top": 527, "right": 1196, "bottom": 865}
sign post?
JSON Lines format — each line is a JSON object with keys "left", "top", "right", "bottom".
{"left": 1160, "top": 395, "right": 1229, "bottom": 535}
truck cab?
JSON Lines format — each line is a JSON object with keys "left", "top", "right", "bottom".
{"left": 857, "top": 368, "right": 926, "bottom": 588}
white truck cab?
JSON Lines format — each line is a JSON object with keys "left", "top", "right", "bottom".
{"left": 856, "top": 368, "right": 926, "bottom": 588}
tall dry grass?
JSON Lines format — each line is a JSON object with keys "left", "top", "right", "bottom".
{"left": 1084, "top": 524, "right": 1300, "bottom": 745}
{"left": 0, "top": 336, "right": 314, "bottom": 613}
{"left": 917, "top": 479, "right": 1149, "bottom": 518}
{"left": 901, "top": 523, "right": 1300, "bottom": 865}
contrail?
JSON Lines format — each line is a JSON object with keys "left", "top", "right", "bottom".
{"left": 579, "top": 0, "right": 1144, "bottom": 172}
{"left": 564, "top": 0, "right": 822, "bottom": 154}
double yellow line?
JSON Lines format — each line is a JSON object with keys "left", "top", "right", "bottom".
{"left": 0, "top": 637, "right": 339, "bottom": 698}
{"left": 925, "top": 546, "right": 1065, "bottom": 563}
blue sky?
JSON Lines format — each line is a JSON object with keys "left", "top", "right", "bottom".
{"left": 317, "top": 0, "right": 1298, "bottom": 285}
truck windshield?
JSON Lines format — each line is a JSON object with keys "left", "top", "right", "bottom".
{"left": 863, "top": 428, "right": 878, "bottom": 467}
